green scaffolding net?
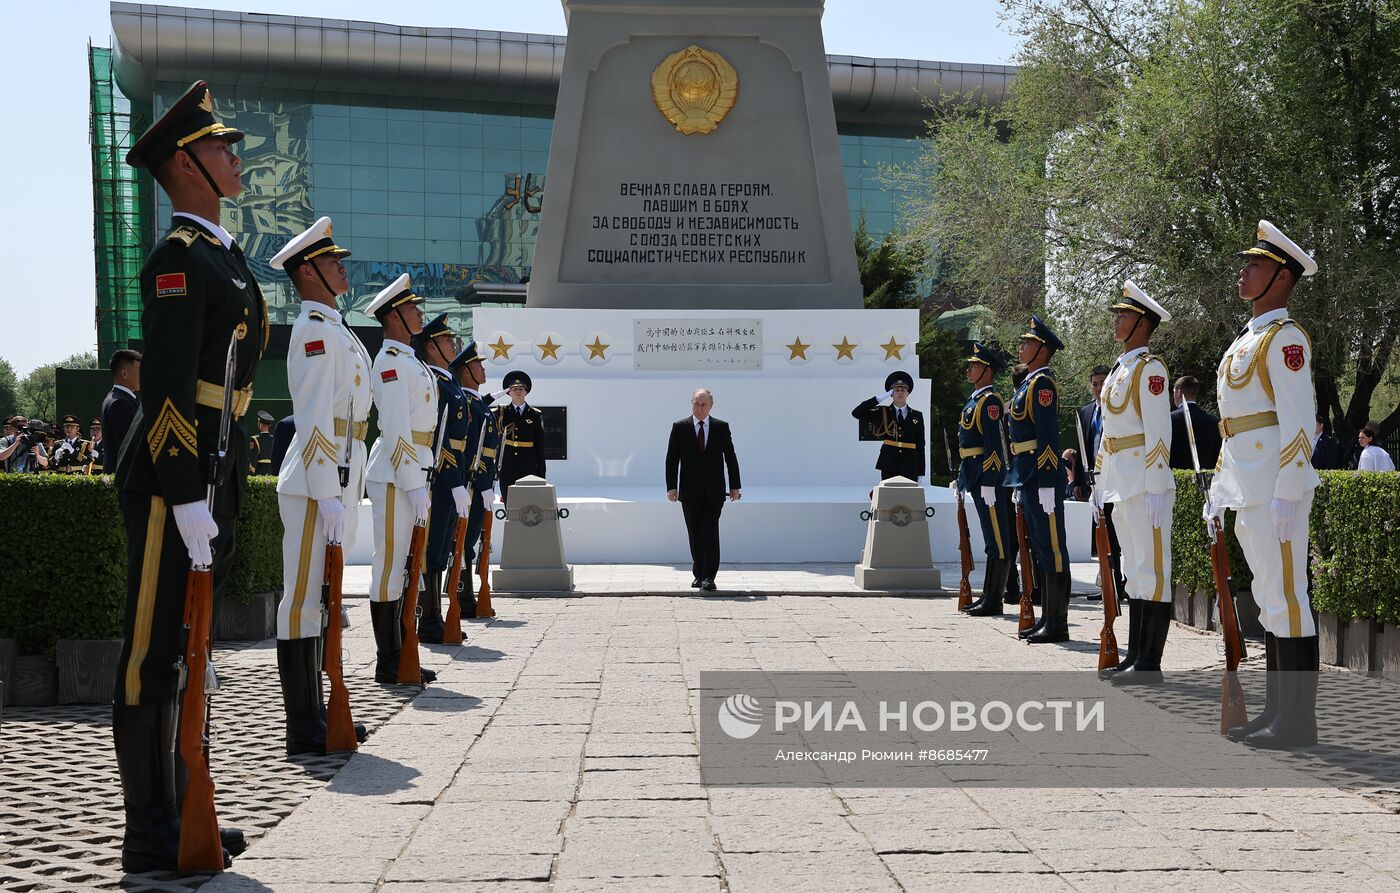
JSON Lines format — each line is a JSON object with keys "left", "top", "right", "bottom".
{"left": 89, "top": 45, "right": 152, "bottom": 366}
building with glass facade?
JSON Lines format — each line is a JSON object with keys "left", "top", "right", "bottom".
{"left": 94, "top": 3, "right": 1013, "bottom": 372}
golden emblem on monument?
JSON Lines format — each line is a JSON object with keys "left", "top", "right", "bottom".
{"left": 651, "top": 45, "right": 739, "bottom": 135}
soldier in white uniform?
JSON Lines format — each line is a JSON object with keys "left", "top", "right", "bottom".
{"left": 1095, "top": 281, "right": 1174, "bottom": 684}
{"left": 269, "top": 218, "right": 372, "bottom": 754}
{"left": 1207, "top": 220, "right": 1320, "bottom": 748}
{"left": 365, "top": 274, "right": 437, "bottom": 685}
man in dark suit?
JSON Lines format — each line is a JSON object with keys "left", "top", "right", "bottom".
{"left": 1072, "top": 365, "right": 1124, "bottom": 602}
{"left": 666, "top": 388, "right": 742, "bottom": 591}
{"left": 267, "top": 414, "right": 295, "bottom": 477}
{"left": 1311, "top": 414, "right": 1342, "bottom": 471}
{"left": 850, "top": 371, "right": 925, "bottom": 482}
{"left": 99, "top": 348, "right": 141, "bottom": 473}
{"left": 1168, "top": 375, "right": 1221, "bottom": 470}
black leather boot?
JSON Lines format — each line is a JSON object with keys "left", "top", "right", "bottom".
{"left": 1027, "top": 571, "right": 1070, "bottom": 644}
{"left": 395, "top": 595, "right": 437, "bottom": 685}
{"left": 968, "top": 559, "right": 1008, "bottom": 617}
{"left": 312, "top": 636, "right": 368, "bottom": 745}
{"left": 1243, "top": 636, "right": 1318, "bottom": 749}
{"left": 1099, "top": 598, "right": 1142, "bottom": 678}
{"left": 458, "top": 567, "right": 478, "bottom": 619}
{"left": 418, "top": 571, "right": 445, "bottom": 644}
{"left": 1110, "top": 600, "right": 1170, "bottom": 684}
{"left": 1227, "top": 634, "right": 1277, "bottom": 741}
{"left": 278, "top": 638, "right": 326, "bottom": 755}
{"left": 1018, "top": 567, "right": 1048, "bottom": 639}
{"left": 371, "top": 599, "right": 402, "bottom": 683}
{"left": 1003, "top": 560, "right": 1021, "bottom": 605}
{"left": 114, "top": 702, "right": 183, "bottom": 872}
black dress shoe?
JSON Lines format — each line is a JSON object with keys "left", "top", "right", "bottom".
{"left": 691, "top": 578, "right": 702, "bottom": 588}
{"left": 701, "top": 580, "right": 717, "bottom": 591}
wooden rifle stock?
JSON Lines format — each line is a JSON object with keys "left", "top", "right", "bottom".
{"left": 475, "top": 509, "right": 495, "bottom": 618}
{"left": 1015, "top": 503, "right": 1036, "bottom": 633}
{"left": 1211, "top": 526, "right": 1248, "bottom": 734}
{"left": 955, "top": 492, "right": 974, "bottom": 611}
{"left": 397, "top": 522, "right": 428, "bottom": 684}
{"left": 322, "top": 543, "right": 358, "bottom": 753}
{"left": 1093, "top": 516, "right": 1120, "bottom": 670}
{"left": 443, "top": 517, "right": 468, "bottom": 644}
{"left": 177, "top": 567, "right": 222, "bottom": 872}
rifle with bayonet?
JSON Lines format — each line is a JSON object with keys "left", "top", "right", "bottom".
{"left": 322, "top": 393, "right": 358, "bottom": 752}
{"left": 398, "top": 399, "right": 450, "bottom": 684}
{"left": 1076, "top": 415, "right": 1120, "bottom": 670}
{"left": 945, "top": 428, "right": 974, "bottom": 611}
{"left": 1000, "top": 414, "right": 1036, "bottom": 633}
{"left": 176, "top": 331, "right": 236, "bottom": 871}
{"left": 1186, "top": 402, "right": 1247, "bottom": 733}
{"left": 444, "top": 406, "right": 490, "bottom": 642}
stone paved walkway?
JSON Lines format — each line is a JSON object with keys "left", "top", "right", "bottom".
{"left": 193, "top": 570, "right": 1400, "bottom": 893}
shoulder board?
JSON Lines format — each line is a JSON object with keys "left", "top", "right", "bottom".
{"left": 166, "top": 226, "right": 200, "bottom": 248}
{"left": 307, "top": 309, "right": 328, "bottom": 322}
{"left": 386, "top": 347, "right": 402, "bottom": 356}
{"left": 1275, "top": 318, "right": 1314, "bottom": 350}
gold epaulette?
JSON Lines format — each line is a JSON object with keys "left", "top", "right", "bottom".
{"left": 167, "top": 226, "right": 200, "bottom": 248}
{"left": 308, "top": 309, "right": 327, "bottom": 322}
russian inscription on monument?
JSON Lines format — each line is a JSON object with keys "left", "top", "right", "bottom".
{"left": 528, "top": 0, "right": 861, "bottom": 310}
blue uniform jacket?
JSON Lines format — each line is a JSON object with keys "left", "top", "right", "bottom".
{"left": 1004, "top": 369, "right": 1061, "bottom": 492}
{"left": 957, "top": 388, "right": 1007, "bottom": 490}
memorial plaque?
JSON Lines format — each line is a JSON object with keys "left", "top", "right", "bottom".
{"left": 539, "top": 406, "right": 568, "bottom": 461}
{"left": 633, "top": 318, "right": 762, "bottom": 371}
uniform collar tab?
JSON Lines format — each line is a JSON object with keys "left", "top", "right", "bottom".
{"left": 173, "top": 211, "right": 233, "bottom": 250}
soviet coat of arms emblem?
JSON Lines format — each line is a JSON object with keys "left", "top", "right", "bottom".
{"left": 651, "top": 45, "right": 739, "bottom": 135}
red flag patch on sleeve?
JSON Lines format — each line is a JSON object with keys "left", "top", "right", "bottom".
{"left": 155, "top": 273, "right": 187, "bottom": 298}
{"left": 381, "top": 369, "right": 398, "bottom": 382}
{"left": 1282, "top": 344, "right": 1305, "bottom": 371}
{"left": 304, "top": 340, "right": 326, "bottom": 357}
{"left": 1038, "top": 388, "right": 1053, "bottom": 407}
{"left": 1148, "top": 375, "right": 1165, "bottom": 395}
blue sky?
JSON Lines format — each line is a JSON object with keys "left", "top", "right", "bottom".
{"left": 0, "top": 1, "right": 1018, "bottom": 375}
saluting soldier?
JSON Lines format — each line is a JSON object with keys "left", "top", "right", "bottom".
{"left": 49, "top": 414, "right": 92, "bottom": 474}
{"left": 956, "top": 343, "right": 1015, "bottom": 617}
{"left": 492, "top": 370, "right": 547, "bottom": 505}
{"left": 249, "top": 410, "right": 274, "bottom": 474}
{"left": 1007, "top": 317, "right": 1071, "bottom": 644}
{"left": 364, "top": 274, "right": 437, "bottom": 685}
{"left": 114, "top": 80, "right": 261, "bottom": 871}
{"left": 851, "top": 371, "right": 926, "bottom": 483}
{"left": 269, "top": 217, "right": 371, "bottom": 753}
{"left": 1208, "top": 221, "right": 1320, "bottom": 748}
{"left": 1097, "top": 282, "right": 1175, "bottom": 683}
{"left": 449, "top": 342, "right": 499, "bottom": 616}
{"left": 411, "top": 313, "right": 471, "bottom": 644}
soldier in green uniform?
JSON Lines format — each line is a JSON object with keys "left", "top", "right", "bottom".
{"left": 49, "top": 414, "right": 93, "bottom": 474}
{"left": 113, "top": 80, "right": 264, "bottom": 871}
{"left": 249, "top": 409, "right": 274, "bottom": 474}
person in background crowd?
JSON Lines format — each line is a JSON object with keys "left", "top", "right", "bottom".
{"left": 1062, "top": 448, "right": 1082, "bottom": 498}
{"left": 49, "top": 414, "right": 93, "bottom": 474}
{"left": 101, "top": 348, "right": 142, "bottom": 474}
{"left": 1169, "top": 375, "right": 1221, "bottom": 471}
{"left": 0, "top": 416, "right": 49, "bottom": 473}
{"left": 1311, "top": 414, "right": 1342, "bottom": 471}
{"left": 1358, "top": 421, "right": 1395, "bottom": 472}
{"left": 88, "top": 419, "right": 104, "bottom": 470}
{"left": 249, "top": 410, "right": 275, "bottom": 475}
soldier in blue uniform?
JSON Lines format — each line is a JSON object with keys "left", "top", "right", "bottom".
{"left": 1006, "top": 317, "right": 1072, "bottom": 644}
{"left": 115, "top": 80, "right": 258, "bottom": 871}
{"left": 449, "top": 342, "right": 500, "bottom": 616}
{"left": 956, "top": 342, "right": 1015, "bottom": 617}
{"left": 412, "top": 314, "right": 471, "bottom": 643}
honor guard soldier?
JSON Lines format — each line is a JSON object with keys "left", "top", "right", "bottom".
{"left": 450, "top": 342, "right": 499, "bottom": 615}
{"left": 493, "top": 370, "right": 547, "bottom": 505}
{"left": 270, "top": 217, "right": 371, "bottom": 753}
{"left": 365, "top": 275, "right": 437, "bottom": 684}
{"left": 1097, "top": 282, "right": 1174, "bottom": 683}
{"left": 114, "top": 80, "right": 261, "bottom": 871}
{"left": 249, "top": 410, "right": 274, "bottom": 474}
{"left": 88, "top": 418, "right": 104, "bottom": 472}
{"left": 1007, "top": 317, "right": 1071, "bottom": 644}
{"left": 956, "top": 343, "right": 1015, "bottom": 617}
{"left": 50, "top": 414, "right": 93, "bottom": 474}
{"left": 851, "top": 371, "right": 926, "bottom": 482}
{"left": 411, "top": 313, "right": 471, "bottom": 644}
{"left": 1208, "top": 221, "right": 1321, "bottom": 748}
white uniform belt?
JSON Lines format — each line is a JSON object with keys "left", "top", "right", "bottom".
{"left": 1220, "top": 411, "right": 1277, "bottom": 439}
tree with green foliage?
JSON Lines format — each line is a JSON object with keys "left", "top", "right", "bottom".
{"left": 18, "top": 352, "right": 98, "bottom": 422}
{"left": 907, "top": 0, "right": 1400, "bottom": 446}
{"left": 0, "top": 358, "right": 18, "bottom": 421}
{"left": 854, "top": 213, "right": 928, "bottom": 311}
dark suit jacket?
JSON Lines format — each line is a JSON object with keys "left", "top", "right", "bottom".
{"left": 1311, "top": 432, "right": 1342, "bottom": 471}
{"left": 666, "top": 417, "right": 741, "bottom": 502}
{"left": 99, "top": 386, "right": 139, "bottom": 474}
{"left": 1169, "top": 403, "right": 1221, "bottom": 471}
{"left": 1069, "top": 402, "right": 1098, "bottom": 501}
{"left": 268, "top": 416, "right": 295, "bottom": 477}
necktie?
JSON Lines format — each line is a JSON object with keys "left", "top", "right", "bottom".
{"left": 697, "top": 420, "right": 705, "bottom": 452}
{"left": 1091, "top": 405, "right": 1103, "bottom": 455}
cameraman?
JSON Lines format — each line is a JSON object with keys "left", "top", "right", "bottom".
{"left": 0, "top": 416, "right": 50, "bottom": 473}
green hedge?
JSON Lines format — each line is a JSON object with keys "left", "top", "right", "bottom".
{"left": 0, "top": 474, "right": 283, "bottom": 654}
{"left": 1171, "top": 469, "right": 1400, "bottom": 624}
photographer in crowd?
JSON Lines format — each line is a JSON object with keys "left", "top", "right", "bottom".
{"left": 0, "top": 416, "right": 51, "bottom": 473}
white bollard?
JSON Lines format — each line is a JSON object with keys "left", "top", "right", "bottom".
{"left": 853, "top": 476, "right": 942, "bottom": 591}
{"left": 492, "top": 476, "right": 575, "bottom": 591}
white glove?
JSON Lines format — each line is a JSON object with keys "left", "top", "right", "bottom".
{"left": 947, "top": 480, "right": 961, "bottom": 495}
{"left": 452, "top": 485, "right": 470, "bottom": 517}
{"left": 1144, "top": 492, "right": 1168, "bottom": 530}
{"left": 54, "top": 443, "right": 74, "bottom": 460}
{"left": 406, "top": 486, "right": 430, "bottom": 523}
{"left": 1012, "top": 489, "right": 1022, "bottom": 506}
{"left": 980, "top": 486, "right": 997, "bottom": 506}
{"left": 491, "top": 389, "right": 511, "bottom": 401}
{"left": 1090, "top": 487, "right": 1104, "bottom": 523}
{"left": 1202, "top": 498, "right": 1225, "bottom": 536}
{"left": 172, "top": 500, "right": 218, "bottom": 567}
{"left": 1270, "top": 497, "right": 1299, "bottom": 542}
{"left": 318, "top": 497, "right": 347, "bottom": 544}
{"left": 1038, "top": 487, "right": 1056, "bottom": 515}
{"left": 481, "top": 488, "right": 496, "bottom": 509}
{"left": 878, "top": 390, "right": 893, "bottom": 403}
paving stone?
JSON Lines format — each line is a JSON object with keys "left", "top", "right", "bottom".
{"left": 382, "top": 852, "right": 555, "bottom": 883}
{"left": 554, "top": 833, "right": 720, "bottom": 878}
{"left": 721, "top": 852, "right": 901, "bottom": 893}
{"left": 1060, "top": 870, "right": 1248, "bottom": 892}
{"left": 199, "top": 856, "right": 389, "bottom": 890}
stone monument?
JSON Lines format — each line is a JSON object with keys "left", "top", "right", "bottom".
{"left": 492, "top": 476, "right": 576, "bottom": 592}
{"left": 854, "top": 477, "right": 941, "bottom": 591}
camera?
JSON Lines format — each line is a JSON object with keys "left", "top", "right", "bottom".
{"left": 16, "top": 425, "right": 32, "bottom": 447}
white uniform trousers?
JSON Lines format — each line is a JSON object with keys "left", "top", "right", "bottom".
{"left": 368, "top": 480, "right": 415, "bottom": 604}
{"left": 1111, "top": 492, "right": 1174, "bottom": 603}
{"left": 275, "top": 493, "right": 360, "bottom": 640}
{"left": 1233, "top": 490, "right": 1316, "bottom": 638}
